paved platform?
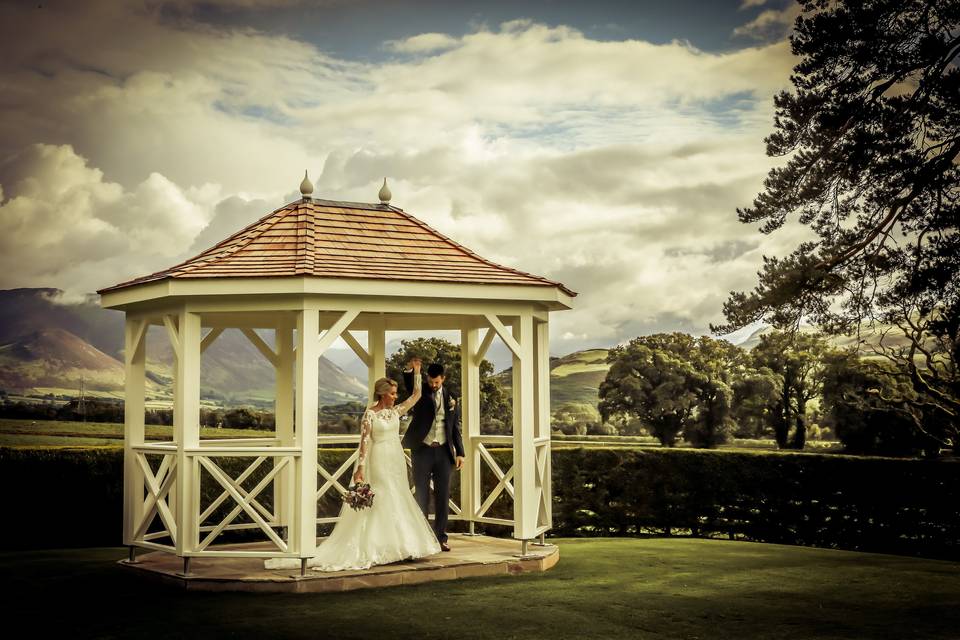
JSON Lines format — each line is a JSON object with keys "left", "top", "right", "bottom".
{"left": 118, "top": 534, "right": 559, "bottom": 593}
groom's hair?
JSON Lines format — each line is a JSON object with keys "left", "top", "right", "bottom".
{"left": 427, "top": 363, "right": 445, "bottom": 378}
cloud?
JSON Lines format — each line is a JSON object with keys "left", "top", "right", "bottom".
{"left": 0, "top": 144, "right": 221, "bottom": 294}
{"left": 0, "top": 4, "right": 804, "bottom": 351}
{"left": 739, "top": 0, "right": 769, "bottom": 9}
{"left": 385, "top": 33, "right": 461, "bottom": 54}
{"left": 733, "top": 5, "right": 802, "bottom": 40}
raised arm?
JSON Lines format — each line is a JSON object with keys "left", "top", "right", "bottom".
{"left": 352, "top": 409, "right": 374, "bottom": 484}
{"left": 396, "top": 369, "right": 422, "bottom": 417}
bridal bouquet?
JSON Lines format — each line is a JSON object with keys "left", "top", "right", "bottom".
{"left": 343, "top": 482, "right": 375, "bottom": 511}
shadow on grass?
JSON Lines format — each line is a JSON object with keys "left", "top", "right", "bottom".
{"left": 5, "top": 538, "right": 959, "bottom": 639}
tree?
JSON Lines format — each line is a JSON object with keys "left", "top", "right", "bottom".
{"left": 751, "top": 331, "right": 832, "bottom": 449}
{"left": 385, "top": 337, "right": 511, "bottom": 432}
{"left": 598, "top": 333, "right": 746, "bottom": 448}
{"left": 731, "top": 367, "right": 781, "bottom": 438}
{"left": 686, "top": 335, "right": 748, "bottom": 447}
{"left": 599, "top": 333, "right": 698, "bottom": 446}
{"left": 715, "top": 0, "right": 960, "bottom": 451}
{"left": 551, "top": 402, "right": 601, "bottom": 436}
{"left": 821, "top": 350, "right": 940, "bottom": 456}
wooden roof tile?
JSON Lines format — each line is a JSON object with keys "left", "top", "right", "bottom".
{"left": 98, "top": 198, "right": 576, "bottom": 296}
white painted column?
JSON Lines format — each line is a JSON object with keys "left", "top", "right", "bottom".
{"left": 535, "top": 317, "right": 553, "bottom": 531}
{"left": 274, "top": 320, "right": 295, "bottom": 533}
{"left": 367, "top": 314, "right": 386, "bottom": 396}
{"left": 460, "top": 321, "right": 481, "bottom": 531}
{"left": 123, "top": 315, "right": 147, "bottom": 546}
{"left": 294, "top": 304, "right": 320, "bottom": 558}
{"left": 174, "top": 309, "right": 202, "bottom": 556}
{"left": 512, "top": 312, "right": 536, "bottom": 540}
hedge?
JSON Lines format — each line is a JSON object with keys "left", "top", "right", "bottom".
{"left": 2, "top": 446, "right": 957, "bottom": 560}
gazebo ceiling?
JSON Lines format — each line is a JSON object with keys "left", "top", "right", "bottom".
{"left": 97, "top": 194, "right": 576, "bottom": 302}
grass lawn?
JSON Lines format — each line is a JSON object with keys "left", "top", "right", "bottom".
{"left": 0, "top": 418, "right": 273, "bottom": 446}
{"left": 5, "top": 538, "right": 958, "bottom": 639}
{"left": 2, "top": 419, "right": 851, "bottom": 455}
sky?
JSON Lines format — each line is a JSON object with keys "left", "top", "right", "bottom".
{"left": 0, "top": 0, "right": 810, "bottom": 356}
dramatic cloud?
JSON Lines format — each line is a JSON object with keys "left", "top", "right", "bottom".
{"left": 734, "top": 4, "right": 802, "bottom": 40}
{"left": 0, "top": 144, "right": 222, "bottom": 294}
{"left": 0, "top": 2, "right": 805, "bottom": 354}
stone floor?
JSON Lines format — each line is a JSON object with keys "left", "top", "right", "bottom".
{"left": 119, "top": 534, "right": 559, "bottom": 593}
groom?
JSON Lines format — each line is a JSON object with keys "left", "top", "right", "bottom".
{"left": 402, "top": 357, "right": 465, "bottom": 551}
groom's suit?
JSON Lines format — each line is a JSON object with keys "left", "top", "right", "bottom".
{"left": 401, "top": 369, "right": 464, "bottom": 544}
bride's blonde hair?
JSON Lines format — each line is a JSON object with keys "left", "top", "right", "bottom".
{"left": 372, "top": 377, "right": 398, "bottom": 403}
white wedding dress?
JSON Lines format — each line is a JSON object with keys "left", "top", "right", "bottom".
{"left": 264, "top": 376, "right": 441, "bottom": 572}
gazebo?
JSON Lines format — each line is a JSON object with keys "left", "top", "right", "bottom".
{"left": 97, "top": 174, "right": 575, "bottom": 577}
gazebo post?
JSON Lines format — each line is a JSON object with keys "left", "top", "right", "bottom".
{"left": 367, "top": 314, "right": 386, "bottom": 392}
{"left": 512, "top": 312, "right": 537, "bottom": 545}
{"left": 173, "top": 309, "right": 202, "bottom": 558}
{"left": 274, "top": 319, "right": 295, "bottom": 539}
{"left": 122, "top": 314, "right": 147, "bottom": 558}
{"left": 533, "top": 316, "right": 553, "bottom": 544}
{"left": 460, "top": 320, "right": 481, "bottom": 535}
{"left": 294, "top": 304, "right": 320, "bottom": 562}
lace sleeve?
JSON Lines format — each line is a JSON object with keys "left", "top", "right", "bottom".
{"left": 395, "top": 372, "right": 422, "bottom": 417}
{"left": 356, "top": 409, "right": 373, "bottom": 470}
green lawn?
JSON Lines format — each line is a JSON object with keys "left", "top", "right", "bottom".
{"left": 0, "top": 418, "right": 273, "bottom": 446}
{"left": 1, "top": 419, "right": 849, "bottom": 454}
{"left": 5, "top": 538, "right": 958, "bottom": 639}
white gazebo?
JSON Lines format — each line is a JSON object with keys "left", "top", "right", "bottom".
{"left": 98, "top": 175, "right": 575, "bottom": 576}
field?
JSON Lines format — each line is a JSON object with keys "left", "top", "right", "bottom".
{"left": 0, "top": 418, "right": 848, "bottom": 453}
{"left": 5, "top": 537, "right": 959, "bottom": 639}
{"left": 0, "top": 418, "right": 271, "bottom": 447}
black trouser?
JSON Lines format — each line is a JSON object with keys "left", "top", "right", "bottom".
{"left": 412, "top": 444, "right": 453, "bottom": 543}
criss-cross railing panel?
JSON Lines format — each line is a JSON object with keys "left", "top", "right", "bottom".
{"left": 133, "top": 450, "right": 178, "bottom": 550}
{"left": 473, "top": 441, "right": 515, "bottom": 526}
{"left": 195, "top": 454, "right": 294, "bottom": 551}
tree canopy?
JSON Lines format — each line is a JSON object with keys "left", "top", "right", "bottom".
{"left": 599, "top": 333, "right": 746, "bottom": 448}
{"left": 717, "top": 0, "right": 959, "bottom": 450}
{"left": 385, "top": 337, "right": 511, "bottom": 432}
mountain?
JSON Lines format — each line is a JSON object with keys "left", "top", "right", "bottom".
{"left": 0, "top": 288, "right": 367, "bottom": 406}
{"left": 737, "top": 323, "right": 921, "bottom": 352}
{"left": 0, "top": 327, "right": 164, "bottom": 398}
{"left": 497, "top": 348, "right": 610, "bottom": 407}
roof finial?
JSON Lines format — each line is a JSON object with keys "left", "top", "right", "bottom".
{"left": 299, "top": 170, "right": 314, "bottom": 199}
{"left": 378, "top": 177, "right": 392, "bottom": 205}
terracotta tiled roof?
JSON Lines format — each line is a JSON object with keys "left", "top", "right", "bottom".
{"left": 98, "top": 198, "right": 576, "bottom": 297}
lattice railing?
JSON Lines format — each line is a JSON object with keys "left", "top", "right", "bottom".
{"left": 133, "top": 446, "right": 178, "bottom": 552}
{"left": 472, "top": 436, "right": 515, "bottom": 527}
{"left": 314, "top": 435, "right": 461, "bottom": 523}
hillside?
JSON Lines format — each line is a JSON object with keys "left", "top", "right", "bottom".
{"left": 498, "top": 348, "right": 610, "bottom": 407}
{"left": 738, "top": 323, "right": 921, "bottom": 352}
{"left": 0, "top": 288, "right": 367, "bottom": 406}
{"left": 0, "top": 327, "right": 165, "bottom": 398}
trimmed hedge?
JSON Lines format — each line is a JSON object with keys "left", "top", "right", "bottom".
{"left": 552, "top": 448, "right": 960, "bottom": 560}
{"left": 2, "top": 446, "right": 958, "bottom": 559}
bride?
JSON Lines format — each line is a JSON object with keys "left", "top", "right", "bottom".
{"left": 265, "top": 358, "right": 441, "bottom": 571}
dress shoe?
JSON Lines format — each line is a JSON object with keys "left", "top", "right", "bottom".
{"left": 440, "top": 542, "right": 451, "bottom": 552}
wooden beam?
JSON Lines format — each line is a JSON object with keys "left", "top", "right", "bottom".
{"left": 123, "top": 315, "right": 147, "bottom": 546}
{"left": 163, "top": 314, "right": 180, "bottom": 361}
{"left": 317, "top": 309, "right": 360, "bottom": 357}
{"left": 200, "top": 327, "right": 224, "bottom": 354}
{"left": 294, "top": 304, "right": 320, "bottom": 557}
{"left": 484, "top": 313, "right": 522, "bottom": 358}
{"left": 512, "top": 313, "right": 536, "bottom": 539}
{"left": 341, "top": 330, "right": 372, "bottom": 367}
{"left": 240, "top": 328, "right": 280, "bottom": 367}
{"left": 475, "top": 327, "right": 496, "bottom": 363}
